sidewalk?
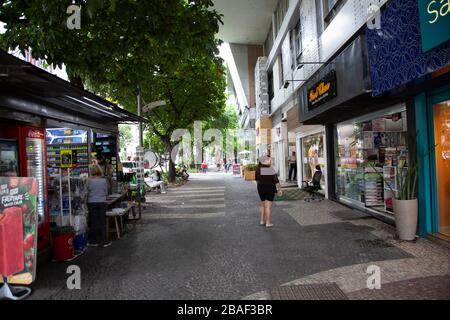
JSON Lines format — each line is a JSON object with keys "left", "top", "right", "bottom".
{"left": 243, "top": 199, "right": 450, "bottom": 300}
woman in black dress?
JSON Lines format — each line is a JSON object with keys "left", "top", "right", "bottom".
{"left": 255, "top": 155, "right": 282, "bottom": 228}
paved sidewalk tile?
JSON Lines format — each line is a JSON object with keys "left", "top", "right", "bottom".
{"left": 347, "top": 275, "right": 450, "bottom": 300}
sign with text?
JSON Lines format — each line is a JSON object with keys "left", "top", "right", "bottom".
{"left": 233, "top": 164, "right": 241, "bottom": 175}
{"left": 418, "top": 0, "right": 450, "bottom": 52}
{"left": 0, "top": 177, "right": 38, "bottom": 285}
{"left": 307, "top": 70, "right": 337, "bottom": 110}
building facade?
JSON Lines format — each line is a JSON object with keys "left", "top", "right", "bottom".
{"left": 218, "top": 0, "right": 450, "bottom": 241}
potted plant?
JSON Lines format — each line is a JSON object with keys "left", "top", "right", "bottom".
{"left": 391, "top": 162, "right": 418, "bottom": 241}
{"left": 244, "top": 163, "right": 258, "bottom": 181}
{"left": 370, "top": 161, "right": 418, "bottom": 240}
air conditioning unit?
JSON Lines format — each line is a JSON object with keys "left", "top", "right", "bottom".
{"left": 281, "top": 112, "right": 288, "bottom": 122}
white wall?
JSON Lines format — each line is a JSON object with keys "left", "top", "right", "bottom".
{"left": 267, "top": 0, "right": 389, "bottom": 114}
{"left": 230, "top": 44, "right": 250, "bottom": 106}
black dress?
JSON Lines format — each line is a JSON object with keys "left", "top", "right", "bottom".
{"left": 255, "top": 165, "right": 279, "bottom": 202}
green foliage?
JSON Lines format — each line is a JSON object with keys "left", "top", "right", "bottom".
{"left": 0, "top": 0, "right": 223, "bottom": 89}
{"left": 119, "top": 124, "right": 133, "bottom": 148}
{"left": 0, "top": 0, "right": 228, "bottom": 181}
{"left": 396, "top": 162, "right": 418, "bottom": 201}
{"left": 245, "top": 164, "right": 258, "bottom": 171}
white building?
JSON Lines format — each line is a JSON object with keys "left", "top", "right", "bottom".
{"left": 213, "top": 0, "right": 390, "bottom": 200}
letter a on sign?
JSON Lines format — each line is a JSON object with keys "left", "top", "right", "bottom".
{"left": 67, "top": 5, "right": 81, "bottom": 30}
{"left": 66, "top": 265, "right": 81, "bottom": 290}
{"left": 366, "top": 265, "right": 381, "bottom": 290}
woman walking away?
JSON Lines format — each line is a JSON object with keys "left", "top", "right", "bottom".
{"left": 255, "top": 155, "right": 282, "bottom": 228}
{"left": 87, "top": 165, "right": 112, "bottom": 248}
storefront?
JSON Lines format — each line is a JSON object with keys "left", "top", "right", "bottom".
{"left": 45, "top": 127, "right": 120, "bottom": 227}
{"left": 334, "top": 105, "right": 409, "bottom": 215}
{"left": 271, "top": 114, "right": 287, "bottom": 180}
{"left": 366, "top": 0, "right": 450, "bottom": 240}
{"left": 0, "top": 50, "right": 142, "bottom": 252}
{"left": 297, "top": 30, "right": 415, "bottom": 223}
{"left": 296, "top": 126, "right": 327, "bottom": 196}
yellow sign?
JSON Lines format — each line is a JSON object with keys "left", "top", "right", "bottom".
{"left": 309, "top": 82, "right": 331, "bottom": 103}
{"left": 307, "top": 70, "right": 337, "bottom": 110}
{"left": 60, "top": 149, "right": 73, "bottom": 168}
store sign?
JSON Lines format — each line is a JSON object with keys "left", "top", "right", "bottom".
{"left": 0, "top": 177, "right": 38, "bottom": 285}
{"left": 418, "top": 0, "right": 450, "bottom": 52}
{"left": 27, "top": 130, "right": 44, "bottom": 139}
{"left": 307, "top": 70, "right": 337, "bottom": 110}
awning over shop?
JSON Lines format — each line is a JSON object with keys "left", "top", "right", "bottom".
{"left": 0, "top": 50, "right": 143, "bottom": 132}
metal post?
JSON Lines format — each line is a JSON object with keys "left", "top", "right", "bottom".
{"left": 137, "top": 84, "right": 142, "bottom": 220}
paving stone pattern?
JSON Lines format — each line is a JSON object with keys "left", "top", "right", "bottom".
{"left": 27, "top": 172, "right": 448, "bottom": 300}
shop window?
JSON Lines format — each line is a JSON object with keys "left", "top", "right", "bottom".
{"left": 265, "top": 24, "right": 274, "bottom": 56}
{"left": 268, "top": 70, "right": 274, "bottom": 104}
{"left": 290, "top": 21, "right": 303, "bottom": 69}
{"left": 274, "top": 0, "right": 289, "bottom": 37}
{"left": 294, "top": 20, "right": 303, "bottom": 66}
{"left": 316, "top": 0, "right": 347, "bottom": 35}
{"left": 433, "top": 100, "right": 450, "bottom": 237}
{"left": 302, "top": 133, "right": 326, "bottom": 192}
{"left": 335, "top": 106, "right": 409, "bottom": 215}
{"left": 278, "top": 54, "right": 284, "bottom": 89}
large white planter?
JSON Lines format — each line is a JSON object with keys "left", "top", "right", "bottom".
{"left": 393, "top": 199, "right": 418, "bottom": 241}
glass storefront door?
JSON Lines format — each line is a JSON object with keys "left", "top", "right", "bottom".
{"left": 433, "top": 100, "right": 450, "bottom": 237}
{"left": 335, "top": 105, "right": 409, "bottom": 214}
{"left": 301, "top": 133, "right": 326, "bottom": 191}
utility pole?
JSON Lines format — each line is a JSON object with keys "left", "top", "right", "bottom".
{"left": 137, "top": 83, "right": 142, "bottom": 220}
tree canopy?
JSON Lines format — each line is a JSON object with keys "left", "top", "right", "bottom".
{"left": 1, "top": 0, "right": 229, "bottom": 181}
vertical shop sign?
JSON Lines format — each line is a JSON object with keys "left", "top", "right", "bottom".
{"left": 135, "top": 147, "right": 145, "bottom": 188}
{"left": 0, "top": 177, "right": 38, "bottom": 284}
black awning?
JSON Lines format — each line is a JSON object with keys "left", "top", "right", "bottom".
{"left": 0, "top": 50, "right": 143, "bottom": 126}
{"left": 298, "top": 34, "right": 372, "bottom": 125}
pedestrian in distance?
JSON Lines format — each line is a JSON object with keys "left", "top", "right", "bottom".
{"left": 255, "top": 155, "right": 283, "bottom": 228}
{"left": 201, "top": 161, "right": 207, "bottom": 174}
{"left": 87, "top": 164, "right": 112, "bottom": 248}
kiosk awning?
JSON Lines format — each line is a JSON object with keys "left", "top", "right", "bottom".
{"left": 0, "top": 50, "right": 143, "bottom": 132}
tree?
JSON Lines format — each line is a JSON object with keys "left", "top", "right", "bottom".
{"left": 118, "top": 124, "right": 133, "bottom": 159}
{"left": 0, "top": 0, "right": 222, "bottom": 89}
{"left": 1, "top": 0, "right": 226, "bottom": 182}
{"left": 138, "top": 54, "right": 226, "bottom": 180}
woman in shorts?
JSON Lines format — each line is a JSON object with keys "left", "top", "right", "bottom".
{"left": 255, "top": 155, "right": 282, "bottom": 228}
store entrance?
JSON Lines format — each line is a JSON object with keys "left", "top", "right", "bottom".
{"left": 433, "top": 100, "right": 450, "bottom": 238}
{"left": 301, "top": 132, "right": 326, "bottom": 193}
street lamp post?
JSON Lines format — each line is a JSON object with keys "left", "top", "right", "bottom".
{"left": 135, "top": 88, "right": 167, "bottom": 220}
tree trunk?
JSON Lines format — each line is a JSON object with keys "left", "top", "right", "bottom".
{"left": 163, "top": 137, "right": 176, "bottom": 183}
{"left": 168, "top": 158, "right": 176, "bottom": 183}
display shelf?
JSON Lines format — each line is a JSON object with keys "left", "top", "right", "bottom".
{"left": 364, "top": 167, "right": 384, "bottom": 207}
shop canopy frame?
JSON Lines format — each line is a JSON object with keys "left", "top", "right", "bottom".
{"left": 0, "top": 50, "right": 143, "bottom": 132}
